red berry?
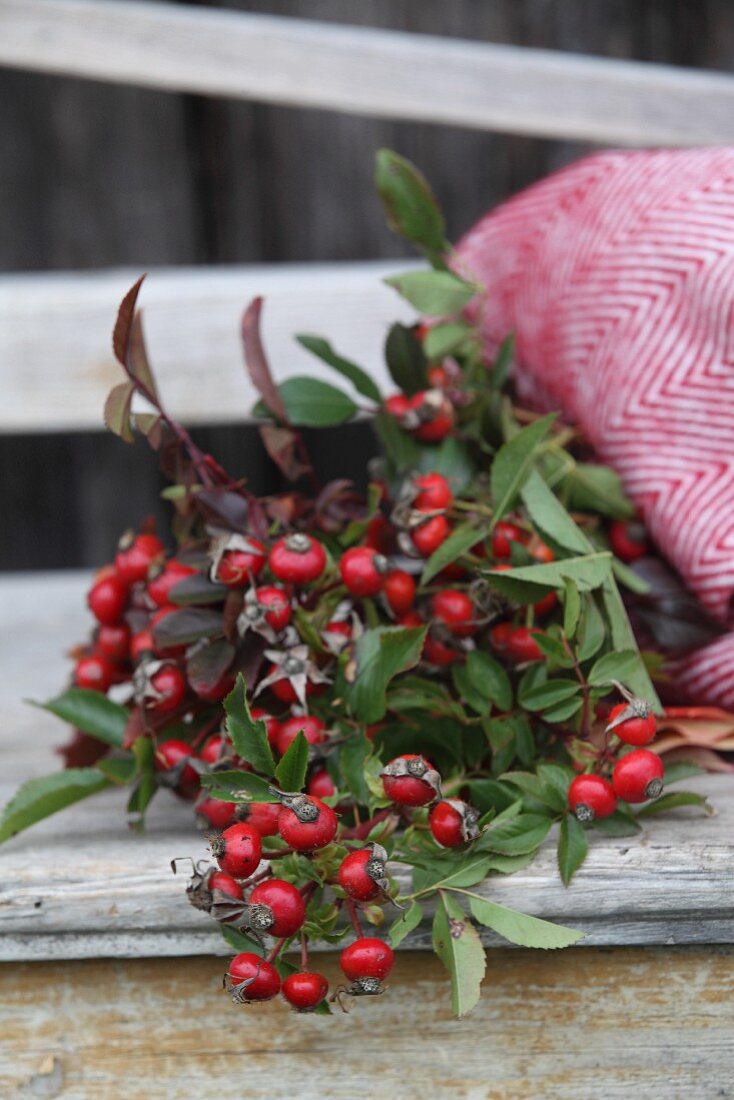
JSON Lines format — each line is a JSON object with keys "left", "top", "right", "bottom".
{"left": 533, "top": 591, "right": 557, "bottom": 617}
{"left": 568, "top": 774, "right": 618, "bottom": 822}
{"left": 154, "top": 739, "right": 200, "bottom": 799}
{"left": 339, "top": 546, "right": 386, "bottom": 598}
{"left": 96, "top": 623, "right": 131, "bottom": 662}
{"left": 198, "top": 734, "right": 230, "bottom": 766}
{"left": 340, "top": 938, "right": 394, "bottom": 983}
{"left": 382, "top": 754, "right": 437, "bottom": 807}
{"left": 398, "top": 610, "right": 424, "bottom": 629}
{"left": 196, "top": 796, "right": 237, "bottom": 831}
{"left": 75, "top": 654, "right": 116, "bottom": 692}
{"left": 607, "top": 701, "right": 657, "bottom": 746}
{"left": 249, "top": 878, "right": 306, "bottom": 937}
{"left": 423, "top": 634, "right": 462, "bottom": 667}
{"left": 208, "top": 870, "right": 244, "bottom": 904}
{"left": 337, "top": 848, "right": 385, "bottom": 902}
{"left": 227, "top": 953, "right": 281, "bottom": 1003}
{"left": 408, "top": 392, "right": 454, "bottom": 442}
{"left": 430, "top": 799, "right": 479, "bottom": 847}
{"left": 254, "top": 586, "right": 292, "bottom": 632}
{"left": 282, "top": 971, "right": 329, "bottom": 1012}
{"left": 432, "top": 589, "right": 477, "bottom": 637}
{"left": 212, "top": 822, "right": 262, "bottom": 879}
{"left": 251, "top": 708, "right": 281, "bottom": 748}
{"left": 269, "top": 534, "right": 326, "bottom": 584}
{"left": 385, "top": 394, "right": 410, "bottom": 419}
{"left": 610, "top": 519, "right": 649, "bottom": 564}
{"left": 506, "top": 626, "right": 544, "bottom": 663}
{"left": 492, "top": 521, "right": 526, "bottom": 560}
{"left": 88, "top": 574, "right": 128, "bottom": 626}
{"left": 276, "top": 715, "right": 327, "bottom": 755}
{"left": 277, "top": 797, "right": 338, "bottom": 852}
{"left": 130, "top": 628, "right": 155, "bottom": 662}
{"left": 267, "top": 667, "right": 317, "bottom": 705}
{"left": 414, "top": 472, "right": 453, "bottom": 512}
{"left": 307, "top": 769, "right": 336, "bottom": 800}
{"left": 427, "top": 363, "right": 449, "bottom": 387}
{"left": 147, "top": 560, "right": 197, "bottom": 607}
{"left": 239, "top": 801, "right": 282, "bottom": 837}
{"left": 384, "top": 570, "right": 416, "bottom": 617}
{"left": 147, "top": 665, "right": 187, "bottom": 714}
{"left": 365, "top": 515, "right": 393, "bottom": 554}
{"left": 115, "top": 532, "right": 165, "bottom": 585}
{"left": 531, "top": 541, "right": 555, "bottom": 564}
{"left": 192, "top": 668, "right": 236, "bottom": 703}
{"left": 411, "top": 514, "right": 451, "bottom": 557}
{"left": 612, "top": 749, "right": 664, "bottom": 803}
{"left": 217, "top": 541, "right": 267, "bottom": 587}
{"left": 489, "top": 621, "right": 513, "bottom": 651}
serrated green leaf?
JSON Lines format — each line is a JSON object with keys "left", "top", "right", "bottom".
{"left": 385, "top": 270, "right": 478, "bottom": 316}
{"left": 422, "top": 522, "right": 486, "bottom": 584}
{"left": 224, "top": 676, "right": 276, "bottom": 778}
{"left": 520, "top": 469, "right": 591, "bottom": 555}
{"left": 476, "top": 813, "right": 553, "bottom": 855}
{"left": 33, "top": 688, "right": 127, "bottom": 747}
{"left": 466, "top": 651, "right": 513, "bottom": 711}
{"left": 339, "top": 733, "right": 373, "bottom": 805}
{"left": 588, "top": 649, "right": 640, "bottom": 687}
{"left": 467, "top": 894, "right": 583, "bottom": 949}
{"left": 432, "top": 892, "right": 486, "bottom": 1018}
{"left": 600, "top": 577, "right": 661, "bottom": 708}
{"left": 591, "top": 811, "right": 641, "bottom": 837}
{"left": 375, "top": 148, "right": 447, "bottom": 261}
{"left": 199, "top": 770, "right": 278, "bottom": 803}
{"left": 296, "top": 334, "right": 382, "bottom": 404}
{"left": 0, "top": 769, "right": 110, "bottom": 843}
{"left": 423, "top": 321, "right": 471, "bottom": 359}
{"left": 389, "top": 900, "right": 424, "bottom": 947}
{"left": 221, "top": 924, "right": 262, "bottom": 953}
{"left": 491, "top": 414, "right": 557, "bottom": 523}
{"left": 521, "top": 679, "right": 581, "bottom": 712}
{"left": 274, "top": 730, "right": 309, "bottom": 792}
{"left": 557, "top": 813, "right": 588, "bottom": 884}
{"left": 467, "top": 779, "right": 518, "bottom": 815}
{"left": 563, "top": 578, "right": 581, "bottom": 638}
{"left": 541, "top": 696, "right": 584, "bottom": 723}
{"left": 485, "top": 553, "right": 613, "bottom": 604}
{"left": 636, "top": 791, "right": 711, "bottom": 817}
{"left": 345, "top": 626, "right": 427, "bottom": 724}
{"left": 96, "top": 756, "right": 135, "bottom": 785}
{"left": 103, "top": 380, "right": 135, "bottom": 443}
{"left": 417, "top": 854, "right": 493, "bottom": 893}
{"left": 564, "top": 462, "right": 634, "bottom": 520}
{"left": 255, "top": 376, "right": 357, "bottom": 427}
{"left": 577, "top": 596, "right": 606, "bottom": 661}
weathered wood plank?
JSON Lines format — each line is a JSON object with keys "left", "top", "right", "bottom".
{"left": 1, "top": 571, "right": 732, "bottom": 960}
{"left": 1, "top": 948, "right": 732, "bottom": 1098}
{"left": 2, "top": 1, "right": 734, "bottom": 146}
{"left": 0, "top": 262, "right": 414, "bottom": 431}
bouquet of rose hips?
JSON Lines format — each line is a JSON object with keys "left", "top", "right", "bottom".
{"left": 0, "top": 151, "right": 709, "bottom": 1019}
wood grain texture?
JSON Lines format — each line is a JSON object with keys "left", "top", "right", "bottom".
{"left": 1, "top": 571, "right": 732, "bottom": 960}
{"left": 2, "top": 1, "right": 734, "bottom": 146}
{"left": 0, "top": 262, "right": 414, "bottom": 431}
{"left": 1, "top": 948, "right": 732, "bottom": 1099}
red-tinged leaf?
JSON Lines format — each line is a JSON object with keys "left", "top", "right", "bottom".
{"left": 113, "top": 275, "right": 146, "bottom": 366}
{"left": 122, "top": 707, "right": 147, "bottom": 750}
{"left": 136, "top": 412, "right": 164, "bottom": 449}
{"left": 56, "top": 730, "right": 109, "bottom": 769}
{"left": 259, "top": 423, "right": 310, "bottom": 482}
{"left": 152, "top": 608, "right": 223, "bottom": 648}
{"left": 657, "top": 746, "right": 734, "bottom": 774}
{"left": 187, "top": 639, "right": 235, "bottom": 696}
{"left": 127, "top": 311, "right": 159, "bottom": 400}
{"left": 104, "top": 381, "right": 135, "bottom": 442}
{"left": 241, "top": 297, "right": 288, "bottom": 423}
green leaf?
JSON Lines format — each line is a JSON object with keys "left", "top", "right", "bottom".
{"left": 221, "top": 925, "right": 262, "bottom": 953}
{"left": 484, "top": 552, "right": 613, "bottom": 604}
{"left": 432, "top": 892, "right": 486, "bottom": 1018}
{"left": 423, "top": 321, "right": 471, "bottom": 359}
{"left": 489, "top": 334, "right": 515, "bottom": 391}
{"left": 476, "top": 813, "right": 553, "bottom": 855}
{"left": 453, "top": 651, "right": 512, "bottom": 714}
{"left": 600, "top": 577, "right": 661, "bottom": 709}
{"left": 296, "top": 334, "right": 382, "bottom": 404}
{"left": 418, "top": 854, "right": 494, "bottom": 892}
{"left": 34, "top": 688, "right": 127, "bottom": 747}
{"left": 103, "top": 380, "right": 135, "bottom": 443}
{"left": 375, "top": 148, "right": 447, "bottom": 261}
{"left": 224, "top": 676, "right": 276, "bottom": 778}
{"left": 416, "top": 435, "right": 476, "bottom": 493}
{"left": 0, "top": 769, "right": 111, "bottom": 843}
{"left": 520, "top": 469, "right": 591, "bottom": 555}
{"left": 373, "top": 409, "right": 422, "bottom": 471}
{"left": 467, "top": 779, "right": 518, "bottom": 815}
{"left": 592, "top": 811, "right": 641, "bottom": 837}
{"left": 257, "top": 376, "right": 358, "bottom": 427}
{"left": 384, "top": 323, "right": 428, "bottom": 396}
{"left": 588, "top": 649, "right": 640, "bottom": 687}
{"left": 199, "top": 770, "right": 278, "bottom": 803}
{"left": 467, "top": 895, "right": 583, "bottom": 949}
{"left": 490, "top": 414, "right": 557, "bottom": 523}
{"left": 274, "top": 730, "right": 309, "bottom": 792}
{"left": 345, "top": 626, "right": 427, "bottom": 724}
{"left": 520, "top": 679, "right": 580, "bottom": 712}
{"left": 542, "top": 696, "right": 584, "bottom": 723}
{"left": 389, "top": 900, "right": 424, "bottom": 947}
{"left": 661, "top": 762, "right": 704, "bottom": 785}
{"left": 385, "top": 270, "right": 478, "bottom": 316}
{"left": 96, "top": 756, "right": 136, "bottom": 785}
{"left": 563, "top": 463, "right": 634, "bottom": 520}
{"left": 577, "top": 596, "right": 606, "bottom": 661}
{"left": 557, "top": 813, "right": 589, "bottom": 884}
{"left": 422, "top": 522, "right": 486, "bottom": 584}
{"left": 339, "top": 733, "right": 373, "bottom": 805}
{"left": 563, "top": 578, "right": 581, "bottom": 638}
{"left": 636, "top": 791, "right": 711, "bottom": 817}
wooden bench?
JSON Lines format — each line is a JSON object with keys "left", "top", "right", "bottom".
{"left": 1, "top": 4, "right": 733, "bottom": 1096}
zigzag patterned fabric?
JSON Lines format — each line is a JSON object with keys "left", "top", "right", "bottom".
{"left": 456, "top": 149, "right": 734, "bottom": 707}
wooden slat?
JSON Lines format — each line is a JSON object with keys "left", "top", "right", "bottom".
{"left": 2, "top": 1, "right": 734, "bottom": 146}
{"left": 0, "top": 262, "right": 415, "bottom": 432}
{"left": 2, "top": 948, "right": 733, "bottom": 1098}
{"left": 1, "top": 571, "right": 733, "bottom": 961}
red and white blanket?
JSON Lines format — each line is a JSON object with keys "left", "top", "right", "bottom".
{"left": 456, "top": 148, "right": 734, "bottom": 707}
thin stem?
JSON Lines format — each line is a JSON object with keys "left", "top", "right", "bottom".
{"left": 346, "top": 898, "right": 364, "bottom": 938}
{"left": 262, "top": 847, "right": 297, "bottom": 859}
{"left": 266, "top": 937, "right": 287, "bottom": 964}
{"left": 300, "top": 933, "right": 309, "bottom": 971}
{"left": 562, "top": 635, "right": 591, "bottom": 740}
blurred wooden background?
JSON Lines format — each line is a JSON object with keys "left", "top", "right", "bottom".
{"left": 2, "top": 0, "right": 733, "bottom": 571}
